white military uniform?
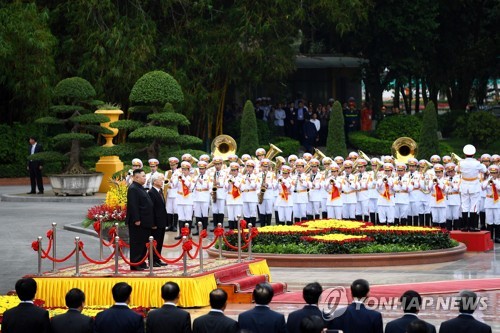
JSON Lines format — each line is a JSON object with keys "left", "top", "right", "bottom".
{"left": 275, "top": 173, "right": 294, "bottom": 225}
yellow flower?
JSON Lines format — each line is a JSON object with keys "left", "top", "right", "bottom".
{"left": 105, "top": 178, "right": 128, "bottom": 206}
{"left": 301, "top": 219, "right": 366, "bottom": 230}
{"left": 363, "top": 226, "right": 441, "bottom": 232}
{"left": 256, "top": 225, "right": 310, "bottom": 233}
{"left": 308, "top": 234, "right": 369, "bottom": 242}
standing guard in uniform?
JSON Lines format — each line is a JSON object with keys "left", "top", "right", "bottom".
{"left": 209, "top": 156, "right": 227, "bottom": 230}
{"left": 275, "top": 165, "right": 294, "bottom": 225}
{"left": 292, "top": 159, "right": 311, "bottom": 223}
{"left": 407, "top": 158, "right": 423, "bottom": 226}
{"left": 173, "top": 161, "right": 194, "bottom": 240}
{"left": 165, "top": 157, "right": 180, "bottom": 232}
{"left": 341, "top": 160, "right": 357, "bottom": 220}
{"left": 324, "top": 163, "right": 343, "bottom": 219}
{"left": 257, "top": 159, "right": 276, "bottom": 227}
{"left": 368, "top": 158, "right": 382, "bottom": 224}
{"left": 479, "top": 154, "right": 492, "bottom": 230}
{"left": 458, "top": 144, "right": 487, "bottom": 231}
{"left": 419, "top": 159, "right": 433, "bottom": 226}
{"left": 355, "top": 159, "right": 370, "bottom": 222}
{"left": 445, "top": 163, "right": 461, "bottom": 230}
{"left": 393, "top": 163, "right": 411, "bottom": 226}
{"left": 377, "top": 163, "right": 395, "bottom": 225}
{"left": 429, "top": 164, "right": 448, "bottom": 228}
{"left": 321, "top": 157, "right": 333, "bottom": 218}
{"left": 145, "top": 158, "right": 160, "bottom": 190}
{"left": 225, "top": 162, "right": 243, "bottom": 229}
{"left": 192, "top": 161, "right": 211, "bottom": 236}
{"left": 482, "top": 164, "right": 500, "bottom": 242}
{"left": 241, "top": 160, "right": 259, "bottom": 226}
{"left": 307, "top": 159, "right": 323, "bottom": 220}
{"left": 126, "top": 158, "right": 143, "bottom": 185}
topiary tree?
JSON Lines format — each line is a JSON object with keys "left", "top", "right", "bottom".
{"left": 111, "top": 70, "right": 202, "bottom": 159}
{"left": 34, "top": 77, "right": 111, "bottom": 174}
{"left": 374, "top": 115, "right": 422, "bottom": 142}
{"left": 454, "top": 111, "right": 499, "bottom": 147}
{"left": 418, "top": 101, "right": 440, "bottom": 160}
{"left": 238, "top": 100, "right": 259, "bottom": 155}
{"left": 326, "top": 101, "right": 347, "bottom": 158}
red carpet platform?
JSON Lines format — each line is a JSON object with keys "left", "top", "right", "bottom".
{"left": 271, "top": 278, "right": 500, "bottom": 304}
{"left": 450, "top": 231, "right": 494, "bottom": 251}
{"left": 28, "top": 258, "right": 281, "bottom": 308}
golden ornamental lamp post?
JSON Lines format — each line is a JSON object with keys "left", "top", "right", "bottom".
{"left": 95, "top": 108, "right": 124, "bottom": 192}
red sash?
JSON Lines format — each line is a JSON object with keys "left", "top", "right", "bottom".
{"left": 381, "top": 183, "right": 391, "bottom": 201}
{"left": 330, "top": 184, "right": 340, "bottom": 201}
{"left": 435, "top": 184, "right": 445, "bottom": 203}
{"left": 181, "top": 178, "right": 189, "bottom": 197}
{"left": 231, "top": 185, "right": 240, "bottom": 199}
{"left": 492, "top": 183, "right": 499, "bottom": 203}
{"left": 280, "top": 183, "right": 288, "bottom": 201}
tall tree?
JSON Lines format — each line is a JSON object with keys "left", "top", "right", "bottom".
{"left": 326, "top": 101, "right": 347, "bottom": 158}
{"left": 238, "top": 100, "right": 259, "bottom": 155}
{"left": 418, "top": 101, "right": 440, "bottom": 160}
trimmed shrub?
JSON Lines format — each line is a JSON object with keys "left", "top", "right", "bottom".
{"left": 348, "top": 131, "right": 392, "bottom": 155}
{"left": 454, "top": 111, "right": 499, "bottom": 147}
{"left": 238, "top": 100, "right": 259, "bottom": 155}
{"left": 129, "top": 71, "right": 184, "bottom": 106}
{"left": 272, "top": 137, "right": 301, "bottom": 157}
{"left": 418, "top": 101, "right": 440, "bottom": 160}
{"left": 374, "top": 115, "right": 422, "bottom": 142}
{"left": 437, "top": 109, "right": 466, "bottom": 138}
{"left": 326, "top": 101, "right": 347, "bottom": 157}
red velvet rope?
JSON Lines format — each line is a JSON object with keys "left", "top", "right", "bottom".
{"left": 187, "top": 238, "right": 202, "bottom": 259}
{"left": 152, "top": 246, "right": 187, "bottom": 264}
{"left": 41, "top": 248, "right": 76, "bottom": 263}
{"left": 182, "top": 239, "right": 193, "bottom": 252}
{"left": 118, "top": 246, "right": 149, "bottom": 266}
{"left": 202, "top": 235, "right": 219, "bottom": 250}
{"left": 80, "top": 248, "right": 116, "bottom": 265}
{"left": 162, "top": 237, "right": 183, "bottom": 248}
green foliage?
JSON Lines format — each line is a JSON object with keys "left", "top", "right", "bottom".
{"left": 252, "top": 243, "right": 323, "bottom": 254}
{"left": 109, "top": 120, "right": 143, "bottom": 131}
{"left": 53, "top": 77, "right": 97, "bottom": 101}
{"left": 128, "top": 127, "right": 180, "bottom": 141}
{"left": 238, "top": 100, "right": 259, "bottom": 155}
{"left": 418, "top": 101, "right": 440, "bottom": 160}
{"left": 72, "top": 113, "right": 110, "bottom": 124}
{"left": 175, "top": 135, "right": 204, "bottom": 147}
{"left": 273, "top": 137, "right": 301, "bottom": 157}
{"left": 326, "top": 101, "right": 347, "bottom": 157}
{"left": 374, "top": 115, "right": 422, "bottom": 141}
{"left": 350, "top": 243, "right": 432, "bottom": 254}
{"left": 96, "top": 103, "right": 121, "bottom": 110}
{"left": 50, "top": 105, "right": 88, "bottom": 114}
{"left": 257, "top": 120, "right": 272, "bottom": 146}
{"left": 454, "top": 111, "right": 499, "bottom": 147}
{"left": 437, "top": 110, "right": 466, "bottom": 138}
{"left": 348, "top": 131, "right": 392, "bottom": 155}
{"left": 163, "top": 149, "right": 208, "bottom": 162}
{"left": 147, "top": 112, "right": 190, "bottom": 125}
{"left": 129, "top": 71, "right": 184, "bottom": 106}
{"left": 52, "top": 133, "right": 95, "bottom": 143}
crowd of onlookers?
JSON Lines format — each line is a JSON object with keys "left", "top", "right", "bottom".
{"left": 1, "top": 277, "right": 492, "bottom": 333}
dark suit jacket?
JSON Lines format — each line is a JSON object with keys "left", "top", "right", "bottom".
{"left": 94, "top": 305, "right": 144, "bottom": 333}
{"left": 193, "top": 310, "right": 239, "bottom": 333}
{"left": 51, "top": 309, "right": 93, "bottom": 333}
{"left": 148, "top": 187, "right": 167, "bottom": 229}
{"left": 126, "top": 181, "right": 154, "bottom": 228}
{"left": 287, "top": 305, "right": 324, "bottom": 333}
{"left": 439, "top": 314, "right": 491, "bottom": 333}
{"left": 238, "top": 305, "right": 287, "bottom": 333}
{"left": 146, "top": 304, "right": 192, "bottom": 333}
{"left": 327, "top": 302, "right": 383, "bottom": 333}
{"left": 28, "top": 143, "right": 43, "bottom": 166}
{"left": 385, "top": 314, "right": 436, "bottom": 333}
{"left": 2, "top": 302, "right": 51, "bottom": 333}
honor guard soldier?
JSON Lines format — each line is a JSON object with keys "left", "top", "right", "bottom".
{"left": 241, "top": 160, "right": 259, "bottom": 226}
{"left": 341, "top": 160, "right": 357, "bottom": 220}
{"left": 418, "top": 159, "right": 433, "bottom": 226}
{"left": 492, "top": 154, "right": 500, "bottom": 165}
{"left": 479, "top": 154, "right": 492, "bottom": 229}
{"left": 445, "top": 162, "right": 461, "bottom": 230}
{"left": 348, "top": 151, "right": 359, "bottom": 162}
{"left": 458, "top": 144, "right": 487, "bottom": 231}
{"left": 321, "top": 157, "right": 334, "bottom": 218}
{"left": 288, "top": 155, "right": 298, "bottom": 174}
{"left": 192, "top": 161, "right": 211, "bottom": 236}
{"left": 407, "top": 158, "right": 423, "bottom": 226}
{"left": 145, "top": 158, "right": 160, "bottom": 190}
{"left": 377, "top": 163, "right": 396, "bottom": 225}
{"left": 126, "top": 158, "right": 143, "bottom": 185}
{"left": 307, "top": 158, "right": 323, "bottom": 220}
{"left": 368, "top": 158, "right": 383, "bottom": 224}
{"left": 209, "top": 156, "right": 227, "bottom": 230}
{"left": 257, "top": 159, "right": 276, "bottom": 227}
{"left": 165, "top": 157, "right": 180, "bottom": 232}
{"left": 482, "top": 164, "right": 500, "bottom": 242}
{"left": 334, "top": 156, "right": 345, "bottom": 169}
{"left": 429, "top": 164, "right": 447, "bottom": 228}
{"left": 292, "top": 159, "right": 310, "bottom": 223}
{"left": 393, "top": 163, "right": 411, "bottom": 226}
{"left": 181, "top": 153, "right": 198, "bottom": 177}
{"left": 225, "top": 162, "right": 243, "bottom": 229}
{"left": 173, "top": 162, "right": 195, "bottom": 239}
{"left": 442, "top": 155, "right": 452, "bottom": 165}
{"left": 275, "top": 165, "right": 294, "bottom": 225}
{"left": 302, "top": 152, "right": 313, "bottom": 163}
{"left": 324, "top": 162, "right": 343, "bottom": 219}
{"left": 355, "top": 158, "right": 370, "bottom": 222}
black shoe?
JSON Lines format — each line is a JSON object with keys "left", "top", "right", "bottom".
{"left": 152, "top": 262, "right": 161, "bottom": 267}
{"left": 155, "top": 261, "right": 168, "bottom": 267}
{"left": 130, "top": 266, "right": 144, "bottom": 271}
{"left": 165, "top": 227, "right": 171, "bottom": 231}
{"left": 192, "top": 231, "right": 199, "bottom": 236}
{"left": 174, "top": 235, "right": 182, "bottom": 240}
{"left": 170, "top": 227, "right": 177, "bottom": 232}
{"left": 469, "top": 228, "right": 481, "bottom": 232}
{"left": 37, "top": 191, "right": 44, "bottom": 194}
{"left": 27, "top": 192, "right": 36, "bottom": 194}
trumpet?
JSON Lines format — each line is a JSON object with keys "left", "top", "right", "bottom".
{"left": 433, "top": 178, "right": 438, "bottom": 184}
{"left": 330, "top": 178, "right": 335, "bottom": 185}
{"left": 164, "top": 179, "right": 170, "bottom": 185}
{"left": 211, "top": 186, "right": 217, "bottom": 203}
{"left": 278, "top": 178, "right": 283, "bottom": 183}
{"left": 383, "top": 177, "right": 388, "bottom": 183}
{"left": 489, "top": 179, "right": 494, "bottom": 185}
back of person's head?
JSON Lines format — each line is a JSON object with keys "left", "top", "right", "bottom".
{"left": 400, "top": 290, "right": 422, "bottom": 314}
{"left": 457, "top": 290, "right": 478, "bottom": 314}
{"left": 112, "top": 282, "right": 132, "bottom": 303}
{"left": 253, "top": 283, "right": 274, "bottom": 305}
{"left": 406, "top": 319, "right": 428, "bottom": 333}
{"left": 299, "top": 315, "right": 325, "bottom": 333}
{"left": 350, "top": 279, "right": 370, "bottom": 299}
{"left": 15, "top": 278, "right": 37, "bottom": 301}
{"left": 161, "top": 281, "right": 180, "bottom": 302}
{"left": 209, "top": 288, "right": 228, "bottom": 310}
{"left": 65, "top": 288, "right": 86, "bottom": 309}
{"left": 303, "top": 282, "right": 323, "bottom": 305}
{"left": 133, "top": 168, "right": 144, "bottom": 176}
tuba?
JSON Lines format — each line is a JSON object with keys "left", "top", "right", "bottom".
{"left": 451, "top": 152, "right": 462, "bottom": 165}
{"left": 211, "top": 135, "right": 237, "bottom": 161}
{"left": 305, "top": 148, "right": 327, "bottom": 173}
{"left": 391, "top": 137, "right": 418, "bottom": 164}
{"left": 265, "top": 143, "right": 283, "bottom": 160}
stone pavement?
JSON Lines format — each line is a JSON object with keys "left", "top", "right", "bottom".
{"left": 1, "top": 183, "right": 499, "bottom": 331}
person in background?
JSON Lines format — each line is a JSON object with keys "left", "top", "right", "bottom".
{"left": 192, "top": 289, "right": 239, "bottom": 333}
{"left": 438, "top": 290, "right": 491, "bottom": 333}
{"left": 27, "top": 136, "right": 44, "bottom": 194}
{"left": 274, "top": 103, "right": 286, "bottom": 136}
{"left": 385, "top": 290, "right": 436, "bottom": 333}
{"left": 51, "top": 288, "right": 93, "bottom": 333}
{"left": 287, "top": 282, "right": 325, "bottom": 333}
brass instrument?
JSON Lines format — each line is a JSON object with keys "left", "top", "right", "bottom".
{"left": 421, "top": 160, "right": 433, "bottom": 174}
{"left": 265, "top": 143, "right": 283, "bottom": 161}
{"left": 275, "top": 156, "right": 286, "bottom": 175}
{"left": 305, "top": 148, "right": 327, "bottom": 173}
{"left": 330, "top": 178, "right": 335, "bottom": 185}
{"left": 391, "top": 137, "right": 418, "bottom": 164}
{"left": 358, "top": 150, "right": 371, "bottom": 162}
{"left": 258, "top": 171, "right": 268, "bottom": 204}
{"left": 211, "top": 186, "right": 217, "bottom": 203}
{"left": 373, "top": 159, "right": 383, "bottom": 177}
{"left": 451, "top": 152, "right": 463, "bottom": 165}
{"left": 210, "top": 134, "right": 237, "bottom": 161}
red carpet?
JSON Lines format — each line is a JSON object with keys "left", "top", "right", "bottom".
{"left": 271, "top": 278, "right": 500, "bottom": 304}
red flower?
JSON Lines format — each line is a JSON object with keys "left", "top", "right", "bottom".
{"left": 31, "top": 241, "right": 39, "bottom": 251}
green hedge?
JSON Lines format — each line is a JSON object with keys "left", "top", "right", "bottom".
{"left": 374, "top": 115, "right": 422, "bottom": 141}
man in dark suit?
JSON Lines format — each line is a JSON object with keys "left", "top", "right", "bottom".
{"left": 126, "top": 168, "right": 154, "bottom": 271}
{"left": 2, "top": 277, "right": 51, "bottom": 333}
{"left": 146, "top": 281, "right": 192, "bottom": 333}
{"left": 27, "top": 136, "right": 44, "bottom": 194}
{"left": 238, "top": 282, "right": 287, "bottom": 333}
{"left": 51, "top": 288, "right": 93, "bottom": 333}
{"left": 287, "top": 282, "right": 325, "bottom": 333}
{"left": 94, "top": 282, "right": 144, "bottom": 333}
{"left": 327, "top": 279, "right": 383, "bottom": 333}
{"left": 385, "top": 290, "right": 436, "bottom": 333}
{"left": 193, "top": 288, "right": 239, "bottom": 333}
{"left": 439, "top": 290, "right": 491, "bottom": 333}
{"left": 148, "top": 173, "right": 168, "bottom": 267}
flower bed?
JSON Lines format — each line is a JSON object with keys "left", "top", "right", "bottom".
{"left": 222, "top": 219, "right": 455, "bottom": 254}
{"left": 82, "top": 178, "right": 127, "bottom": 229}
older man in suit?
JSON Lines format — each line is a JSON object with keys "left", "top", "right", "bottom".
{"left": 327, "top": 279, "right": 383, "bottom": 333}
{"left": 148, "top": 173, "right": 168, "bottom": 267}
{"left": 51, "top": 288, "right": 93, "bottom": 333}
{"left": 439, "top": 290, "right": 491, "bottom": 333}
{"left": 94, "top": 282, "right": 144, "bottom": 333}
{"left": 146, "top": 281, "right": 192, "bottom": 333}
{"left": 2, "top": 278, "right": 51, "bottom": 333}
{"left": 385, "top": 290, "right": 436, "bottom": 333}
{"left": 287, "top": 282, "right": 325, "bottom": 333}
{"left": 126, "top": 168, "right": 154, "bottom": 271}
{"left": 238, "top": 283, "right": 287, "bottom": 333}
{"left": 193, "top": 289, "right": 239, "bottom": 333}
